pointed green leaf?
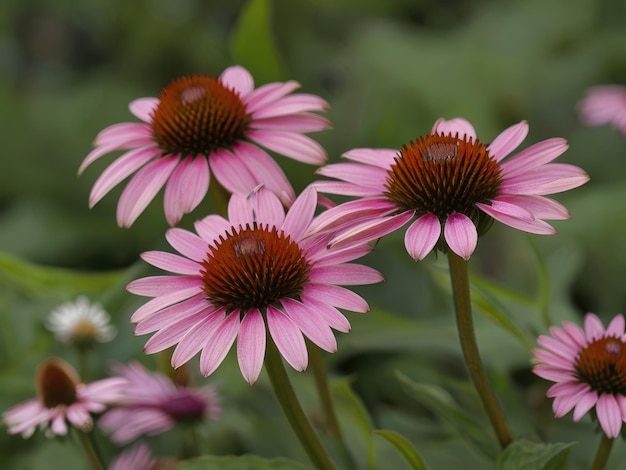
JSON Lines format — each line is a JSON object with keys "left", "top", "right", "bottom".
{"left": 373, "top": 429, "right": 430, "bottom": 470}
{"left": 495, "top": 439, "right": 577, "bottom": 470}
{"left": 230, "top": 0, "right": 284, "bottom": 83}
{"left": 179, "top": 455, "right": 306, "bottom": 470}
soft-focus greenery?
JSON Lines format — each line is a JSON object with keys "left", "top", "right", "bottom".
{"left": 1, "top": 0, "right": 626, "bottom": 468}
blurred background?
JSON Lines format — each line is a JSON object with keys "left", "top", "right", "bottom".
{"left": 1, "top": 0, "right": 626, "bottom": 468}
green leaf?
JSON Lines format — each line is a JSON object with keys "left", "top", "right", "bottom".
{"left": 0, "top": 251, "right": 124, "bottom": 296}
{"left": 373, "top": 429, "right": 430, "bottom": 470}
{"left": 396, "top": 372, "right": 499, "bottom": 459}
{"left": 495, "top": 439, "right": 577, "bottom": 470}
{"left": 179, "top": 455, "right": 306, "bottom": 470}
{"left": 230, "top": 0, "right": 284, "bottom": 83}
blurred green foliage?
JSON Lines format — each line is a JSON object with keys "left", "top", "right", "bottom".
{"left": 1, "top": 0, "right": 626, "bottom": 468}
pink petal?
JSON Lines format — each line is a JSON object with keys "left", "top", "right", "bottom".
{"left": 536, "top": 335, "right": 578, "bottom": 361}
{"left": 532, "top": 365, "right": 576, "bottom": 383}
{"left": 431, "top": 118, "right": 477, "bottom": 140}
{"left": 596, "top": 394, "right": 623, "bottom": 438}
{"left": 493, "top": 195, "right": 569, "bottom": 220}
{"left": 166, "top": 228, "right": 210, "bottom": 263}
{"left": 199, "top": 313, "right": 240, "bottom": 377}
{"left": 476, "top": 202, "right": 556, "bottom": 235}
{"left": 306, "top": 197, "right": 396, "bottom": 235}
{"left": 282, "top": 186, "right": 317, "bottom": 241}
{"left": 220, "top": 65, "right": 254, "bottom": 96}
{"left": 142, "top": 310, "right": 211, "bottom": 353}
{"left": 310, "top": 244, "right": 373, "bottom": 266}
{"left": 237, "top": 309, "right": 267, "bottom": 384}
{"left": 209, "top": 148, "right": 258, "bottom": 195}
{"left": 313, "top": 180, "right": 384, "bottom": 197}
{"left": 126, "top": 275, "right": 203, "bottom": 297}
{"left": 171, "top": 313, "right": 223, "bottom": 367}
{"left": 308, "top": 263, "right": 383, "bottom": 285}
{"left": 499, "top": 163, "right": 589, "bottom": 196}
{"left": 443, "top": 213, "right": 477, "bottom": 260}
{"left": 231, "top": 142, "right": 296, "bottom": 206}
{"left": 227, "top": 192, "right": 255, "bottom": 228}
{"left": 250, "top": 94, "right": 329, "bottom": 120}
{"left": 194, "top": 215, "right": 232, "bottom": 243}
{"left": 250, "top": 113, "right": 331, "bottom": 133}
{"left": 329, "top": 211, "right": 414, "bottom": 250}
{"left": 584, "top": 313, "right": 606, "bottom": 341}
{"left": 163, "top": 156, "right": 210, "bottom": 226}
{"left": 89, "top": 147, "right": 161, "bottom": 207}
{"left": 128, "top": 285, "right": 202, "bottom": 323}
{"left": 341, "top": 148, "right": 399, "bottom": 169}
{"left": 140, "top": 251, "right": 201, "bottom": 275}
{"left": 572, "top": 390, "right": 600, "bottom": 421}
{"left": 95, "top": 122, "right": 153, "bottom": 147}
{"left": 244, "top": 81, "right": 301, "bottom": 114}
{"left": 116, "top": 157, "right": 179, "bottom": 227}
{"left": 79, "top": 142, "right": 130, "bottom": 175}
{"left": 282, "top": 298, "right": 337, "bottom": 353}
{"left": 246, "top": 130, "right": 327, "bottom": 164}
{"left": 129, "top": 98, "right": 159, "bottom": 122}
{"left": 500, "top": 138, "right": 569, "bottom": 177}
{"left": 606, "top": 314, "right": 625, "bottom": 337}
{"left": 404, "top": 213, "right": 441, "bottom": 260}
{"left": 487, "top": 121, "right": 528, "bottom": 161}
{"left": 266, "top": 305, "right": 308, "bottom": 371}
{"left": 300, "top": 293, "right": 353, "bottom": 332}
{"left": 134, "top": 296, "right": 209, "bottom": 334}
{"left": 316, "top": 163, "right": 388, "bottom": 189}
{"left": 302, "top": 283, "right": 368, "bottom": 313}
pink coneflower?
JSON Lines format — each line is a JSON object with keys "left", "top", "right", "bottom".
{"left": 312, "top": 118, "right": 589, "bottom": 260}
{"left": 578, "top": 85, "right": 626, "bottom": 136}
{"left": 79, "top": 65, "right": 330, "bottom": 227}
{"left": 109, "top": 442, "right": 157, "bottom": 470}
{"left": 127, "top": 186, "right": 381, "bottom": 384}
{"left": 533, "top": 313, "right": 626, "bottom": 438}
{"left": 99, "top": 361, "right": 220, "bottom": 444}
{"left": 2, "top": 358, "right": 125, "bottom": 438}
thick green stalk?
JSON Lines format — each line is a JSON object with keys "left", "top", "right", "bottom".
{"left": 447, "top": 251, "right": 513, "bottom": 448}
{"left": 591, "top": 433, "right": 614, "bottom": 470}
{"left": 264, "top": 338, "right": 336, "bottom": 469}
{"left": 308, "top": 341, "right": 357, "bottom": 470}
{"left": 77, "top": 430, "right": 103, "bottom": 470}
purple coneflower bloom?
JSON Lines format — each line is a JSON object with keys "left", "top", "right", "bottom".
{"left": 109, "top": 442, "right": 166, "bottom": 470}
{"left": 99, "top": 361, "right": 220, "bottom": 444}
{"left": 578, "top": 85, "right": 626, "bottom": 136}
{"left": 3, "top": 358, "right": 125, "bottom": 438}
{"left": 312, "top": 118, "right": 589, "bottom": 260}
{"left": 79, "top": 65, "right": 330, "bottom": 227}
{"left": 533, "top": 313, "right": 626, "bottom": 438}
{"left": 127, "top": 186, "right": 381, "bottom": 384}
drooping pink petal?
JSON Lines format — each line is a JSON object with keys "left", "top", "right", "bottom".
{"left": 208, "top": 148, "right": 258, "bottom": 195}
{"left": 163, "top": 156, "right": 210, "bottom": 226}
{"left": 313, "top": 180, "right": 385, "bottom": 197}
{"left": 129, "top": 285, "right": 202, "bottom": 323}
{"left": 487, "top": 121, "right": 528, "bottom": 161}
{"left": 79, "top": 142, "right": 134, "bottom": 175}
{"left": 133, "top": 296, "right": 210, "bottom": 334}
{"left": 282, "top": 298, "right": 337, "bottom": 353}
{"left": 246, "top": 130, "right": 327, "bottom": 164}
{"left": 499, "top": 163, "right": 589, "bottom": 196}
{"left": 300, "top": 293, "right": 353, "bottom": 332}
{"left": 302, "top": 283, "right": 369, "bottom": 313}
{"left": 493, "top": 195, "right": 569, "bottom": 220}
{"left": 329, "top": 211, "right": 414, "bottom": 250}
{"left": 237, "top": 309, "right": 267, "bottom": 384}
{"left": 476, "top": 203, "right": 556, "bottom": 235}
{"left": 316, "top": 163, "right": 388, "bottom": 190}
{"left": 266, "top": 305, "right": 308, "bottom": 371}
{"left": 220, "top": 65, "right": 254, "bottom": 97}
{"left": 443, "top": 213, "right": 477, "bottom": 260}
{"left": 129, "top": 98, "right": 159, "bottom": 123}
{"left": 432, "top": 118, "right": 477, "bottom": 140}
{"left": 89, "top": 147, "right": 161, "bottom": 207}
{"left": 500, "top": 138, "right": 569, "bottom": 177}
{"left": 232, "top": 141, "right": 296, "bottom": 206}
{"left": 341, "top": 148, "right": 399, "bottom": 169}
{"left": 199, "top": 313, "right": 240, "bottom": 377}
{"left": 596, "top": 394, "right": 623, "bottom": 438}
{"left": 281, "top": 186, "right": 317, "bottom": 241}
{"left": 116, "top": 157, "right": 180, "bottom": 227}
{"left": 306, "top": 197, "right": 396, "bottom": 235}
{"left": 171, "top": 313, "right": 223, "bottom": 367}
{"left": 308, "top": 263, "right": 383, "bottom": 285}
{"left": 250, "top": 113, "right": 331, "bottom": 133}
{"left": 481, "top": 199, "right": 534, "bottom": 221}
{"left": 572, "top": 390, "right": 600, "bottom": 421}
{"left": 404, "top": 213, "right": 441, "bottom": 261}
{"left": 95, "top": 122, "right": 153, "bottom": 147}
{"left": 142, "top": 310, "right": 210, "bottom": 354}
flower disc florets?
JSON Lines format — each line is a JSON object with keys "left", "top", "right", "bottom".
{"left": 575, "top": 337, "right": 626, "bottom": 395}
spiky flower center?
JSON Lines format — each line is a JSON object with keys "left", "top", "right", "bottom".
{"left": 151, "top": 74, "right": 250, "bottom": 155}
{"left": 199, "top": 224, "right": 311, "bottom": 313}
{"left": 575, "top": 337, "right": 626, "bottom": 395}
{"left": 384, "top": 133, "right": 503, "bottom": 223}
{"left": 163, "top": 391, "right": 207, "bottom": 422}
{"left": 36, "top": 359, "right": 80, "bottom": 408}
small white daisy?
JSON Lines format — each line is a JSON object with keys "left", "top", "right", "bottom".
{"left": 46, "top": 296, "right": 116, "bottom": 347}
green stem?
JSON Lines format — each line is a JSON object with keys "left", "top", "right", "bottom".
{"left": 308, "top": 341, "right": 357, "bottom": 470}
{"left": 76, "top": 430, "right": 104, "bottom": 470}
{"left": 447, "top": 251, "right": 513, "bottom": 448}
{"left": 264, "top": 338, "right": 336, "bottom": 469}
{"left": 591, "top": 433, "right": 614, "bottom": 470}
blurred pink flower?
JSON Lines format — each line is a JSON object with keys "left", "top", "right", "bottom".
{"left": 3, "top": 358, "right": 125, "bottom": 438}
{"left": 533, "top": 313, "right": 626, "bottom": 438}
{"left": 109, "top": 442, "right": 157, "bottom": 470}
{"left": 127, "top": 186, "right": 381, "bottom": 384}
{"left": 79, "top": 65, "right": 330, "bottom": 227}
{"left": 312, "top": 118, "right": 589, "bottom": 260}
{"left": 578, "top": 85, "right": 626, "bottom": 136}
{"left": 99, "top": 361, "right": 219, "bottom": 444}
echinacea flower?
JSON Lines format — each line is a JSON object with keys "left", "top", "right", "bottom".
{"left": 127, "top": 186, "right": 381, "bottom": 384}
{"left": 533, "top": 313, "right": 626, "bottom": 438}
{"left": 3, "top": 358, "right": 125, "bottom": 438}
{"left": 578, "top": 85, "right": 626, "bottom": 136}
{"left": 46, "top": 296, "right": 116, "bottom": 347}
{"left": 312, "top": 118, "right": 589, "bottom": 260}
{"left": 109, "top": 442, "right": 158, "bottom": 470}
{"left": 99, "top": 361, "right": 220, "bottom": 444}
{"left": 79, "top": 65, "right": 330, "bottom": 227}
